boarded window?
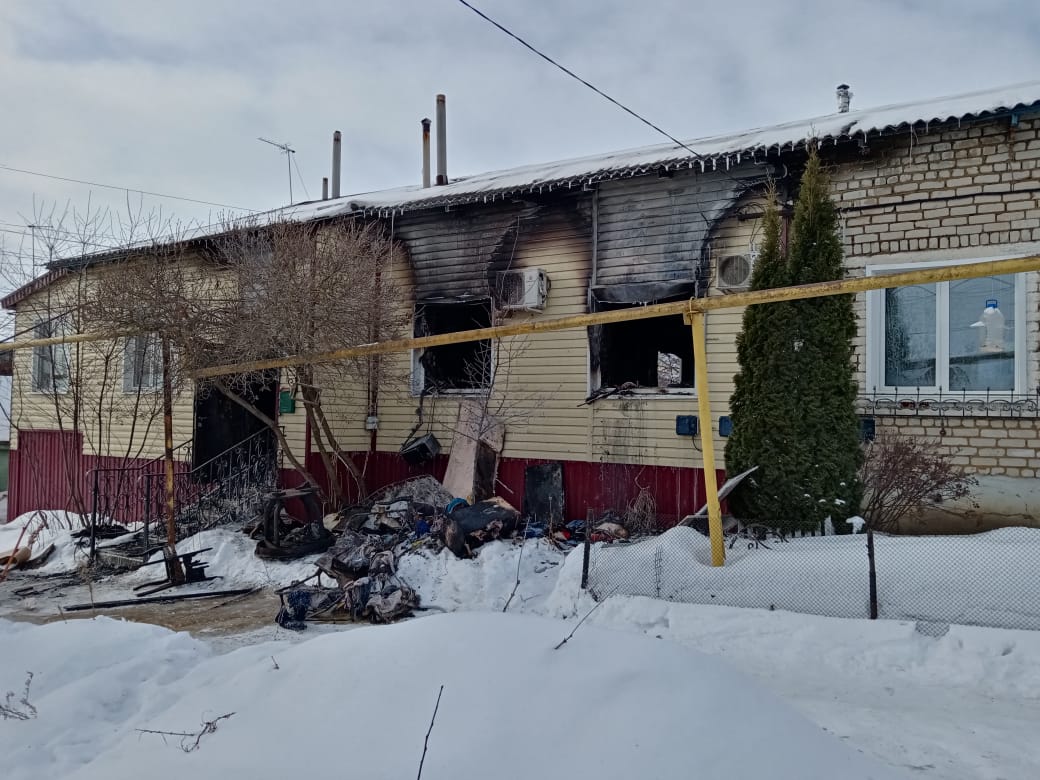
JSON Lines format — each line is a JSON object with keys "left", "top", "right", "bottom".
{"left": 414, "top": 300, "right": 492, "bottom": 392}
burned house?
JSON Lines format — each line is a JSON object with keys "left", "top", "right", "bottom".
{"left": 4, "top": 81, "right": 1040, "bottom": 530}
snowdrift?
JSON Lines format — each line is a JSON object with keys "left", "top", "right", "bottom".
{"left": 0, "top": 613, "right": 910, "bottom": 780}
{"left": 576, "top": 525, "right": 1040, "bottom": 630}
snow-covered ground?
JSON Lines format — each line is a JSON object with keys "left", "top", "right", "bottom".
{"left": 0, "top": 612, "right": 912, "bottom": 780}
{"left": 3, "top": 517, "right": 1039, "bottom": 778}
{"left": 0, "top": 510, "right": 91, "bottom": 573}
{"left": 584, "top": 525, "right": 1040, "bottom": 630}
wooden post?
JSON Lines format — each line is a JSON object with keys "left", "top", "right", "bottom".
{"left": 161, "top": 335, "right": 185, "bottom": 584}
{"left": 688, "top": 311, "right": 725, "bottom": 567}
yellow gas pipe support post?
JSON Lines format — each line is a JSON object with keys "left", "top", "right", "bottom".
{"left": 686, "top": 309, "right": 726, "bottom": 566}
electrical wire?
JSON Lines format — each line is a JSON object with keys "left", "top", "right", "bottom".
{"left": 454, "top": 0, "right": 748, "bottom": 185}
{"left": 0, "top": 220, "right": 126, "bottom": 244}
{"left": 0, "top": 163, "right": 258, "bottom": 212}
{"left": 0, "top": 226, "right": 118, "bottom": 251}
{"left": 291, "top": 156, "right": 311, "bottom": 201}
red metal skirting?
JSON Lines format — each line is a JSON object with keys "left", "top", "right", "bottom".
{"left": 294, "top": 451, "right": 716, "bottom": 525}
{"left": 8, "top": 430, "right": 87, "bottom": 521}
{"left": 7, "top": 432, "right": 717, "bottom": 529}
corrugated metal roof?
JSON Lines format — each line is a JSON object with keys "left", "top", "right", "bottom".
{"left": 8, "top": 79, "right": 1040, "bottom": 308}
{"left": 274, "top": 80, "right": 1040, "bottom": 218}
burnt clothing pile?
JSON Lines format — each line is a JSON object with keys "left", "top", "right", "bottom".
{"left": 272, "top": 482, "right": 525, "bottom": 630}
{"left": 275, "top": 506, "right": 424, "bottom": 630}
{"left": 442, "top": 497, "right": 521, "bottom": 558}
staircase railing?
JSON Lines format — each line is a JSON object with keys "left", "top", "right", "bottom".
{"left": 141, "top": 427, "right": 280, "bottom": 552}
{"left": 88, "top": 440, "right": 193, "bottom": 560}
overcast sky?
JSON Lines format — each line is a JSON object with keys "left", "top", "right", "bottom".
{"left": 1, "top": 0, "right": 1038, "bottom": 281}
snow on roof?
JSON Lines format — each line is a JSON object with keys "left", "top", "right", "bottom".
{"left": 273, "top": 80, "right": 1040, "bottom": 219}
{"left": 10, "top": 78, "right": 1040, "bottom": 305}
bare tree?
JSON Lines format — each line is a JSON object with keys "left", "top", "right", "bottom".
{"left": 2, "top": 198, "right": 197, "bottom": 525}
{"left": 860, "top": 434, "right": 976, "bottom": 533}
{"left": 208, "top": 218, "right": 406, "bottom": 505}
{"left": 85, "top": 216, "right": 406, "bottom": 507}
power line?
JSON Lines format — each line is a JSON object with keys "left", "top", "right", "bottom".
{"left": 0, "top": 226, "right": 117, "bottom": 251}
{"left": 454, "top": 0, "right": 737, "bottom": 177}
{"left": 0, "top": 220, "right": 126, "bottom": 243}
{"left": 0, "top": 163, "right": 259, "bottom": 212}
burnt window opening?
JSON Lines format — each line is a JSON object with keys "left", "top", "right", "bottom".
{"left": 414, "top": 300, "right": 493, "bottom": 393}
{"left": 590, "top": 307, "right": 695, "bottom": 391}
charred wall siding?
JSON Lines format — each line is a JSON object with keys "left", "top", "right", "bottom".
{"left": 392, "top": 203, "right": 543, "bottom": 300}
{"left": 392, "top": 164, "right": 766, "bottom": 300}
{"left": 593, "top": 167, "right": 764, "bottom": 287}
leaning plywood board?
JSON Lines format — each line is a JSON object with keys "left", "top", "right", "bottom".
{"left": 442, "top": 399, "right": 505, "bottom": 503}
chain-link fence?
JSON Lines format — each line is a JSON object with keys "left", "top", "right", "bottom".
{"left": 583, "top": 524, "right": 1040, "bottom": 631}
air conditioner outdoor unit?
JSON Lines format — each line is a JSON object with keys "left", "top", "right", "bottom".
{"left": 497, "top": 268, "right": 548, "bottom": 311}
{"left": 717, "top": 253, "right": 755, "bottom": 292}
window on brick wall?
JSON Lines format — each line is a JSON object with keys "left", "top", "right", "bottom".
{"left": 867, "top": 261, "right": 1026, "bottom": 394}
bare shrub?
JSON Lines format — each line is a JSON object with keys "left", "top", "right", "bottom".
{"left": 860, "top": 434, "right": 976, "bottom": 533}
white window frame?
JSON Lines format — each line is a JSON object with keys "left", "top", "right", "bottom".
{"left": 30, "top": 318, "right": 70, "bottom": 395}
{"left": 866, "top": 256, "right": 1029, "bottom": 395}
{"left": 123, "top": 334, "right": 163, "bottom": 393}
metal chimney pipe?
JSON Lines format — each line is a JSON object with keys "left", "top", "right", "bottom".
{"left": 836, "top": 84, "right": 852, "bottom": 113}
{"left": 331, "top": 130, "right": 342, "bottom": 198}
{"left": 322, "top": 177, "right": 329, "bottom": 200}
{"left": 435, "top": 94, "right": 447, "bottom": 186}
{"left": 421, "top": 118, "right": 432, "bottom": 188}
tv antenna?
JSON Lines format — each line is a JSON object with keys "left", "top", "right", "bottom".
{"left": 258, "top": 137, "right": 296, "bottom": 204}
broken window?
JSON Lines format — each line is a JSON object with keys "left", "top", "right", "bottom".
{"left": 414, "top": 300, "right": 493, "bottom": 393}
{"left": 591, "top": 307, "right": 695, "bottom": 391}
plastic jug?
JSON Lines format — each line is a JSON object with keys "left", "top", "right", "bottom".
{"left": 979, "top": 299, "right": 1005, "bottom": 353}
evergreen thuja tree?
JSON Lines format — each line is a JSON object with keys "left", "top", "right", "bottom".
{"left": 726, "top": 151, "right": 862, "bottom": 533}
{"left": 726, "top": 186, "right": 812, "bottom": 531}
{"left": 785, "top": 148, "right": 862, "bottom": 532}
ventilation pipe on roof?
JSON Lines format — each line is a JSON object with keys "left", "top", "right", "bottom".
{"left": 322, "top": 177, "right": 329, "bottom": 201}
{"left": 435, "top": 94, "right": 448, "bottom": 186}
{"left": 331, "top": 130, "right": 342, "bottom": 198}
{"left": 422, "top": 117, "right": 432, "bottom": 188}
{"left": 836, "top": 84, "right": 852, "bottom": 113}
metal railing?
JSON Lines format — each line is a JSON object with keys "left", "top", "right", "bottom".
{"left": 858, "top": 388, "right": 1040, "bottom": 418}
{"left": 87, "top": 440, "right": 192, "bottom": 561}
{"left": 142, "top": 427, "right": 279, "bottom": 549}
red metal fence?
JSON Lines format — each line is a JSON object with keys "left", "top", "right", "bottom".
{"left": 8, "top": 430, "right": 717, "bottom": 528}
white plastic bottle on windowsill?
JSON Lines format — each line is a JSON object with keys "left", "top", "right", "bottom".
{"left": 978, "top": 299, "right": 1005, "bottom": 354}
